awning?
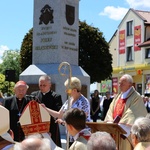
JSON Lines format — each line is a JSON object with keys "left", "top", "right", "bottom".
{"left": 113, "top": 64, "right": 150, "bottom": 73}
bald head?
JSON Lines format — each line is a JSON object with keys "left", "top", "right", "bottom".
{"left": 119, "top": 74, "right": 133, "bottom": 92}
{"left": 21, "top": 138, "right": 43, "bottom": 150}
{"left": 14, "top": 135, "right": 51, "bottom": 150}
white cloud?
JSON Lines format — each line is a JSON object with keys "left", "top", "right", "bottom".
{"left": 126, "top": 0, "right": 150, "bottom": 9}
{"left": 99, "top": 6, "right": 128, "bottom": 21}
{"left": 99, "top": 0, "right": 150, "bottom": 21}
{"left": 0, "top": 45, "right": 9, "bottom": 63}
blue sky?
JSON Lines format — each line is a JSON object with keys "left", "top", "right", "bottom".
{"left": 0, "top": 0, "right": 150, "bottom": 63}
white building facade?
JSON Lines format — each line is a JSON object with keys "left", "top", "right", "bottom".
{"left": 109, "top": 9, "right": 150, "bottom": 95}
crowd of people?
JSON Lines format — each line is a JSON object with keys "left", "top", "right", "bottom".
{"left": 0, "top": 74, "right": 150, "bottom": 150}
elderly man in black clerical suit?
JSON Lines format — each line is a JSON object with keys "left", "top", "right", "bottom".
{"left": 3, "top": 81, "right": 30, "bottom": 142}
{"left": 31, "top": 75, "right": 63, "bottom": 147}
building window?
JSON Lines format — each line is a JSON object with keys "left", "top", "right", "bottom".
{"left": 127, "top": 21, "right": 133, "bottom": 36}
{"left": 137, "top": 83, "right": 142, "bottom": 95}
{"left": 145, "top": 48, "right": 150, "bottom": 58}
{"left": 127, "top": 46, "right": 133, "bottom": 61}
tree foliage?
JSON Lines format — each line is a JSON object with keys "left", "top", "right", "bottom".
{"left": 0, "top": 74, "right": 6, "bottom": 93}
{"left": 79, "top": 21, "right": 112, "bottom": 83}
{"left": 0, "top": 50, "right": 21, "bottom": 82}
{"left": 20, "top": 21, "right": 112, "bottom": 83}
{"left": 20, "top": 28, "right": 33, "bottom": 72}
{"left": 0, "top": 50, "right": 19, "bottom": 95}
{"left": 0, "top": 74, "right": 15, "bottom": 95}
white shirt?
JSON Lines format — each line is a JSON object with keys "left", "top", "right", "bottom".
{"left": 121, "top": 87, "right": 132, "bottom": 99}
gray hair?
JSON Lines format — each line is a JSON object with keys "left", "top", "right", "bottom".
{"left": 64, "top": 77, "right": 81, "bottom": 92}
{"left": 14, "top": 134, "right": 51, "bottom": 150}
{"left": 39, "top": 75, "right": 51, "bottom": 83}
{"left": 131, "top": 117, "right": 150, "bottom": 142}
{"left": 87, "top": 131, "right": 116, "bottom": 150}
{"left": 121, "top": 74, "right": 133, "bottom": 84}
{"left": 146, "top": 113, "right": 150, "bottom": 120}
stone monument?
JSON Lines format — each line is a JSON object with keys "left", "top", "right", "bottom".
{"left": 20, "top": 0, "right": 90, "bottom": 102}
{"left": 20, "top": 0, "right": 90, "bottom": 138}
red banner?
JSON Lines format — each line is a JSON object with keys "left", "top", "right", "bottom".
{"left": 112, "top": 77, "right": 118, "bottom": 94}
{"left": 134, "top": 25, "right": 141, "bottom": 51}
{"left": 119, "top": 30, "right": 125, "bottom": 54}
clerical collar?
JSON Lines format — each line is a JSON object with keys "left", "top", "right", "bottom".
{"left": 121, "top": 87, "right": 132, "bottom": 99}
{"left": 16, "top": 97, "right": 23, "bottom": 101}
{"left": 42, "top": 90, "right": 50, "bottom": 95}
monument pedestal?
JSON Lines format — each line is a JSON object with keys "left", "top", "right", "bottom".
{"left": 20, "top": 63, "right": 90, "bottom": 99}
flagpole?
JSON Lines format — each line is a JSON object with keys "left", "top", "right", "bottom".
{"left": 58, "top": 62, "right": 72, "bottom": 150}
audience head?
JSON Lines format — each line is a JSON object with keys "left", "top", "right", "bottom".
{"left": 64, "top": 77, "right": 81, "bottom": 93}
{"left": 87, "top": 131, "right": 116, "bottom": 150}
{"left": 146, "top": 113, "right": 150, "bottom": 119}
{"left": 14, "top": 81, "right": 29, "bottom": 99}
{"left": 39, "top": 75, "right": 51, "bottom": 93}
{"left": 93, "top": 90, "right": 99, "bottom": 96}
{"left": 63, "top": 108, "right": 86, "bottom": 136}
{"left": 119, "top": 74, "right": 133, "bottom": 92}
{"left": 105, "top": 91, "right": 111, "bottom": 98}
{"left": 146, "top": 145, "right": 150, "bottom": 150}
{"left": 142, "top": 95, "right": 149, "bottom": 104}
{"left": 130, "top": 117, "right": 150, "bottom": 148}
{"left": 14, "top": 134, "right": 51, "bottom": 150}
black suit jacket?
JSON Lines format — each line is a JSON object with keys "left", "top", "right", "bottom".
{"left": 2, "top": 96, "right": 30, "bottom": 142}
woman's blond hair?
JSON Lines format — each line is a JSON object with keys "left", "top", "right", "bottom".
{"left": 64, "top": 77, "right": 81, "bottom": 92}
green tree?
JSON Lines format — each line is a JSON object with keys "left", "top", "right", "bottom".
{"left": 0, "top": 73, "right": 15, "bottom": 95}
{"left": 0, "top": 50, "right": 21, "bottom": 82}
{"left": 20, "top": 28, "right": 33, "bottom": 72}
{"left": 20, "top": 21, "right": 112, "bottom": 83}
{"left": 79, "top": 21, "right": 112, "bottom": 83}
{"left": 0, "top": 74, "right": 6, "bottom": 93}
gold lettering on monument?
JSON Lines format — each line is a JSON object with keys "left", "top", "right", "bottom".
{"left": 61, "top": 26, "right": 77, "bottom": 51}
{"left": 35, "top": 26, "right": 58, "bottom": 50}
{"left": 35, "top": 45, "right": 58, "bottom": 50}
{"left": 35, "top": 26, "right": 77, "bottom": 51}
{"left": 36, "top": 31, "right": 57, "bottom": 36}
{"left": 41, "top": 38, "right": 52, "bottom": 43}
{"left": 61, "top": 45, "right": 77, "bottom": 51}
{"left": 41, "top": 26, "right": 52, "bottom": 30}
{"left": 63, "top": 26, "right": 77, "bottom": 37}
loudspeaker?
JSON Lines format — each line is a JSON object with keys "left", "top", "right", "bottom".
{"left": 5, "top": 70, "right": 15, "bottom": 81}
